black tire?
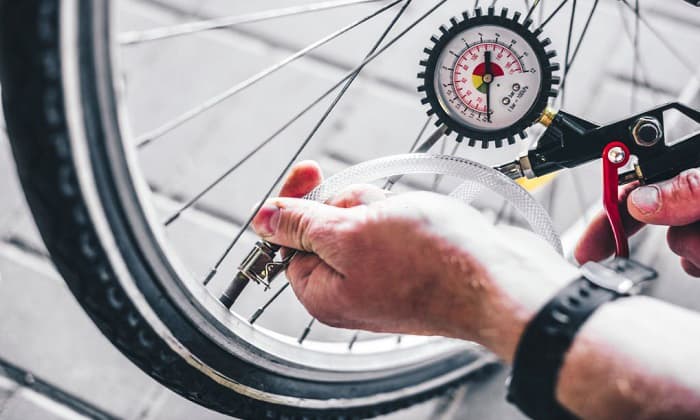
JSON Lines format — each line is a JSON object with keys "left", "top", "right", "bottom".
{"left": 0, "top": 1, "right": 496, "bottom": 418}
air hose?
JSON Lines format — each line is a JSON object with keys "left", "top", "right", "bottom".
{"left": 305, "top": 153, "right": 562, "bottom": 254}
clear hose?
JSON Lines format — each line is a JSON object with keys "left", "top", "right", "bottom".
{"left": 305, "top": 153, "right": 562, "bottom": 254}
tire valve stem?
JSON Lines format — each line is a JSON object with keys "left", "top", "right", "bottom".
{"left": 219, "top": 241, "right": 291, "bottom": 309}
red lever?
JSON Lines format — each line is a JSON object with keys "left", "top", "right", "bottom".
{"left": 602, "top": 142, "right": 631, "bottom": 258}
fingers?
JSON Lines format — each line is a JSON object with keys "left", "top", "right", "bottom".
{"left": 279, "top": 160, "right": 323, "bottom": 198}
{"left": 285, "top": 252, "right": 323, "bottom": 296}
{"left": 627, "top": 168, "right": 700, "bottom": 226}
{"left": 272, "top": 161, "right": 323, "bottom": 258}
{"left": 252, "top": 197, "right": 352, "bottom": 253}
{"left": 326, "top": 184, "right": 387, "bottom": 208}
{"left": 681, "top": 258, "right": 700, "bottom": 278}
{"left": 575, "top": 183, "right": 646, "bottom": 264}
{"left": 668, "top": 223, "right": 700, "bottom": 275}
{"left": 286, "top": 251, "right": 345, "bottom": 309}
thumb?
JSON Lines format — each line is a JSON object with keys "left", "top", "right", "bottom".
{"left": 251, "top": 197, "right": 349, "bottom": 253}
{"left": 628, "top": 169, "right": 700, "bottom": 226}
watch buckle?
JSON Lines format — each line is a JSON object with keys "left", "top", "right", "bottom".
{"left": 581, "top": 259, "right": 657, "bottom": 295}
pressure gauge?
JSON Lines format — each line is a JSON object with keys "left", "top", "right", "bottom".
{"left": 418, "top": 7, "right": 560, "bottom": 148}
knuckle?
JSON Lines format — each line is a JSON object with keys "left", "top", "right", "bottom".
{"left": 281, "top": 207, "right": 323, "bottom": 251}
{"left": 305, "top": 216, "right": 338, "bottom": 248}
{"left": 670, "top": 169, "right": 700, "bottom": 201}
{"left": 295, "top": 213, "right": 316, "bottom": 250}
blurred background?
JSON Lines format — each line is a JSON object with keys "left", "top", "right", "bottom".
{"left": 1, "top": 0, "right": 700, "bottom": 418}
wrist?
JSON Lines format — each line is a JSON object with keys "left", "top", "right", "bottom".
{"left": 430, "top": 223, "right": 579, "bottom": 362}
{"left": 477, "top": 256, "right": 580, "bottom": 363}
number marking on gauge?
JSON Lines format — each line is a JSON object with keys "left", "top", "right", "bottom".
{"left": 418, "top": 8, "right": 559, "bottom": 147}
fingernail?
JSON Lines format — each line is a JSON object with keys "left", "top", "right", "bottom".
{"left": 254, "top": 204, "right": 280, "bottom": 236}
{"left": 630, "top": 186, "right": 661, "bottom": 215}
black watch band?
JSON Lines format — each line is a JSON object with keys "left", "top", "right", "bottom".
{"left": 506, "top": 259, "right": 657, "bottom": 420}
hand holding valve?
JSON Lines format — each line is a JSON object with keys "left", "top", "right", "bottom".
{"left": 248, "top": 161, "right": 577, "bottom": 360}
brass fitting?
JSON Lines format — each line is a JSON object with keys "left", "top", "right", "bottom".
{"left": 539, "top": 106, "right": 558, "bottom": 127}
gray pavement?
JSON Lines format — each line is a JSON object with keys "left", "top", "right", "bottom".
{"left": 2, "top": 0, "right": 700, "bottom": 419}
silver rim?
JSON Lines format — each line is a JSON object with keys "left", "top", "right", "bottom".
{"left": 61, "top": 0, "right": 699, "bottom": 406}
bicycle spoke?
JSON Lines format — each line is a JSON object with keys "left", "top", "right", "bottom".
{"left": 615, "top": 1, "right": 661, "bottom": 105}
{"left": 536, "top": 0, "right": 569, "bottom": 31}
{"left": 619, "top": 0, "right": 696, "bottom": 75}
{"left": 409, "top": 117, "right": 433, "bottom": 153}
{"left": 494, "top": 200, "right": 510, "bottom": 226}
{"left": 560, "top": 0, "right": 576, "bottom": 107}
{"left": 135, "top": 0, "right": 402, "bottom": 148}
{"left": 202, "top": 0, "right": 422, "bottom": 293}
{"left": 165, "top": 70, "right": 421, "bottom": 226}
{"left": 631, "top": 0, "right": 640, "bottom": 112}
{"left": 162, "top": 88, "right": 342, "bottom": 226}
{"left": 559, "top": 0, "right": 599, "bottom": 92}
{"left": 249, "top": 282, "right": 290, "bottom": 324}
{"left": 539, "top": 0, "right": 546, "bottom": 26}
{"left": 348, "top": 331, "right": 361, "bottom": 350}
{"left": 119, "top": 0, "right": 390, "bottom": 46}
{"left": 432, "top": 140, "right": 461, "bottom": 192}
{"left": 298, "top": 317, "right": 316, "bottom": 344}
{"left": 406, "top": 124, "right": 446, "bottom": 153}
{"left": 570, "top": 171, "right": 589, "bottom": 224}
{"left": 165, "top": 3, "right": 449, "bottom": 226}
{"left": 382, "top": 126, "right": 446, "bottom": 190}
{"left": 524, "top": 0, "right": 542, "bottom": 22}
{"left": 382, "top": 116, "right": 431, "bottom": 191}
{"left": 431, "top": 137, "right": 448, "bottom": 191}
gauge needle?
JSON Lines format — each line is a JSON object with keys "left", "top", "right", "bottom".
{"left": 484, "top": 50, "right": 492, "bottom": 123}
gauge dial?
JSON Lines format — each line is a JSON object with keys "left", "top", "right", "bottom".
{"left": 439, "top": 33, "right": 540, "bottom": 129}
{"left": 419, "top": 8, "right": 559, "bottom": 147}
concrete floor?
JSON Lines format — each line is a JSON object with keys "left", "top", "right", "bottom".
{"left": 1, "top": 0, "right": 700, "bottom": 418}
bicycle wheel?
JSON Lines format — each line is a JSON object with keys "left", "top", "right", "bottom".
{"left": 1, "top": 0, "right": 698, "bottom": 418}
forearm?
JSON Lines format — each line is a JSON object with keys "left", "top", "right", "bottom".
{"left": 473, "top": 269, "right": 700, "bottom": 419}
{"left": 557, "top": 296, "right": 700, "bottom": 419}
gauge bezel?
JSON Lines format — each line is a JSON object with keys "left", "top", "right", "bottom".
{"left": 418, "top": 7, "right": 559, "bottom": 148}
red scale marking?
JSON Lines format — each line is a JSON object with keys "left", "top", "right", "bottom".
{"left": 450, "top": 42, "right": 523, "bottom": 112}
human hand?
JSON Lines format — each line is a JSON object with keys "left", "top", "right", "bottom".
{"left": 253, "top": 161, "right": 578, "bottom": 362}
{"left": 576, "top": 169, "right": 700, "bottom": 277}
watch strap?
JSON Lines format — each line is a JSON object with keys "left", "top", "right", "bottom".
{"left": 506, "top": 259, "right": 657, "bottom": 420}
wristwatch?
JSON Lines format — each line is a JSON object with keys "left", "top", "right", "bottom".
{"left": 506, "top": 258, "right": 657, "bottom": 420}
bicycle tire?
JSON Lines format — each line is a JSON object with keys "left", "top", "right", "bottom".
{"left": 0, "top": 1, "right": 497, "bottom": 418}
